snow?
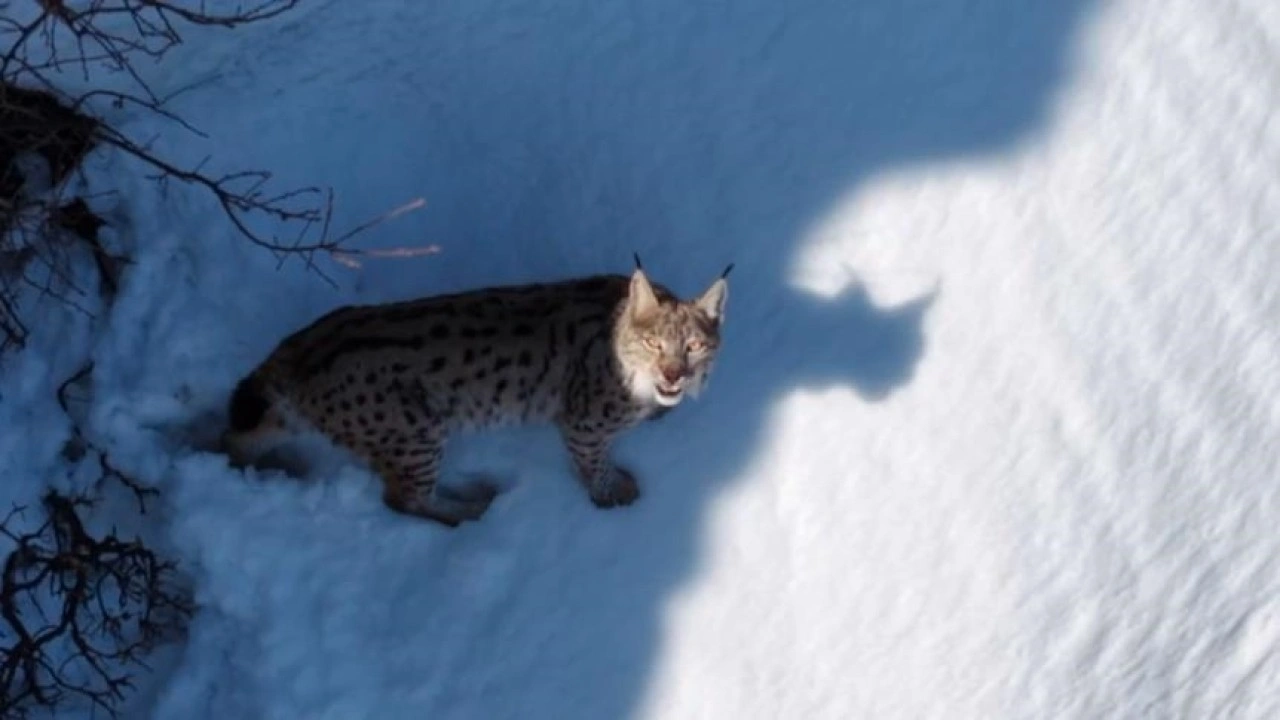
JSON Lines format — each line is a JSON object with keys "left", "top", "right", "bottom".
{"left": 4, "top": 0, "right": 1280, "bottom": 717}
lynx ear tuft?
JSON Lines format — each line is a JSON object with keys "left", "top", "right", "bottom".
{"left": 695, "top": 277, "right": 728, "bottom": 323}
{"left": 629, "top": 267, "right": 659, "bottom": 322}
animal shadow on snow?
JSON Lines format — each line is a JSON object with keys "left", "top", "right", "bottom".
{"left": 212, "top": 0, "right": 1097, "bottom": 717}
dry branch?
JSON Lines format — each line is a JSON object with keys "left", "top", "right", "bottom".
{"left": 0, "top": 2, "right": 349, "bottom": 716}
{"left": 0, "top": 488, "right": 190, "bottom": 719}
{"left": 0, "top": 361, "right": 190, "bottom": 718}
{"left": 1, "top": 0, "right": 421, "bottom": 356}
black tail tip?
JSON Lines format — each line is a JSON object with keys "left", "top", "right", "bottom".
{"left": 228, "top": 374, "right": 269, "bottom": 433}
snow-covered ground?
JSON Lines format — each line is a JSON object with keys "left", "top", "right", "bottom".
{"left": 4, "top": 0, "right": 1280, "bottom": 717}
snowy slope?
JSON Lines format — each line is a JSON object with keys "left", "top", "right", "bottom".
{"left": 6, "top": 0, "right": 1280, "bottom": 717}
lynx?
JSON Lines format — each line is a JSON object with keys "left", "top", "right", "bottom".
{"left": 222, "top": 263, "right": 729, "bottom": 527}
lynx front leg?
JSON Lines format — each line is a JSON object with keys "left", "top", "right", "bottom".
{"left": 559, "top": 422, "right": 639, "bottom": 508}
{"left": 368, "top": 428, "right": 497, "bottom": 527}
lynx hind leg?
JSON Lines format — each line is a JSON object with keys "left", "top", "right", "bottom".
{"left": 358, "top": 425, "right": 498, "bottom": 527}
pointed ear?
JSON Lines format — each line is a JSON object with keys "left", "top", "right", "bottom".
{"left": 628, "top": 267, "right": 659, "bottom": 322}
{"left": 695, "top": 277, "right": 728, "bottom": 323}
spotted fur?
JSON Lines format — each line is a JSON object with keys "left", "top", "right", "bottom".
{"left": 223, "top": 267, "right": 728, "bottom": 527}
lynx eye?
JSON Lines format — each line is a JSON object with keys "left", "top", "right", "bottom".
{"left": 643, "top": 336, "right": 662, "bottom": 351}
{"left": 686, "top": 338, "right": 707, "bottom": 353}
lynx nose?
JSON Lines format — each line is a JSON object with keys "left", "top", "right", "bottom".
{"left": 660, "top": 365, "right": 683, "bottom": 385}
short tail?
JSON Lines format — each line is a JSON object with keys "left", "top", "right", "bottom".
{"left": 228, "top": 372, "right": 270, "bottom": 433}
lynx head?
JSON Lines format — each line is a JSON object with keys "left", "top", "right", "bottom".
{"left": 616, "top": 267, "right": 728, "bottom": 407}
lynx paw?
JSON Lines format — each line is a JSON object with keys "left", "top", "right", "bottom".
{"left": 589, "top": 466, "right": 640, "bottom": 508}
{"left": 436, "top": 480, "right": 500, "bottom": 518}
{"left": 383, "top": 481, "right": 499, "bottom": 527}
{"left": 383, "top": 493, "right": 463, "bottom": 528}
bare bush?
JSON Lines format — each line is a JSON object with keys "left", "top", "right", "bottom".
{"left": 0, "top": 490, "right": 192, "bottom": 719}
{"left": 0, "top": 361, "right": 192, "bottom": 719}
{"left": 0, "top": 0, "right": 429, "bottom": 353}
{"left": 0, "top": 2, "right": 373, "bottom": 716}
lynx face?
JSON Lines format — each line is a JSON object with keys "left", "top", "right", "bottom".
{"left": 616, "top": 269, "right": 727, "bottom": 407}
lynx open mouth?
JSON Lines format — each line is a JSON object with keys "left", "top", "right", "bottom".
{"left": 655, "top": 384, "right": 684, "bottom": 405}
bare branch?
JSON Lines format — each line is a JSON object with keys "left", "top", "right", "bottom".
{"left": 1, "top": 1, "right": 403, "bottom": 357}
{"left": 0, "top": 362, "right": 189, "bottom": 718}
{"left": 0, "top": 487, "right": 191, "bottom": 719}
{"left": 0, "top": 4, "right": 354, "bottom": 716}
